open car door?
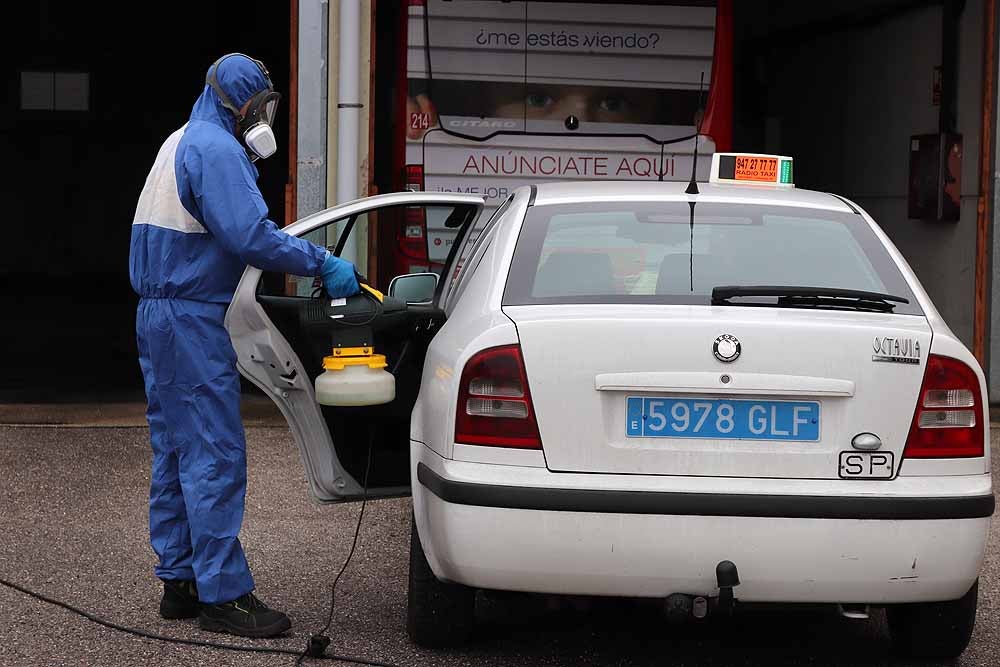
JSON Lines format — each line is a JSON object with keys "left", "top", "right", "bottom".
{"left": 225, "top": 192, "right": 485, "bottom": 502}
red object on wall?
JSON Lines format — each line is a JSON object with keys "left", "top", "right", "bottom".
{"left": 701, "top": 0, "right": 733, "bottom": 152}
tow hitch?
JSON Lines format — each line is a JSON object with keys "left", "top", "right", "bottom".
{"left": 716, "top": 560, "right": 740, "bottom": 615}
{"left": 664, "top": 560, "right": 741, "bottom": 623}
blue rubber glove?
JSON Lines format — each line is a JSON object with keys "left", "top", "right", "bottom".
{"left": 320, "top": 251, "right": 361, "bottom": 298}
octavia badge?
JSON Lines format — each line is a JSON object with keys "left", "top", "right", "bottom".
{"left": 714, "top": 334, "right": 741, "bottom": 363}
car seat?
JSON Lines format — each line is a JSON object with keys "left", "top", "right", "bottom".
{"left": 533, "top": 251, "right": 615, "bottom": 297}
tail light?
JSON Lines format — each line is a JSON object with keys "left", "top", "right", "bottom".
{"left": 903, "top": 354, "right": 985, "bottom": 458}
{"left": 455, "top": 345, "right": 542, "bottom": 449}
{"left": 400, "top": 164, "right": 428, "bottom": 271}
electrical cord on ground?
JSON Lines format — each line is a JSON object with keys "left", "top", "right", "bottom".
{"left": 0, "top": 574, "right": 396, "bottom": 666}
{"left": 299, "top": 341, "right": 410, "bottom": 665}
{"left": 298, "top": 423, "right": 376, "bottom": 665}
{"left": 1, "top": 351, "right": 398, "bottom": 666}
{"left": 1, "top": 310, "right": 407, "bottom": 665}
{"left": 0, "top": 422, "right": 396, "bottom": 667}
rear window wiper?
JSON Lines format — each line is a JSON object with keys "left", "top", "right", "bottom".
{"left": 711, "top": 285, "right": 910, "bottom": 313}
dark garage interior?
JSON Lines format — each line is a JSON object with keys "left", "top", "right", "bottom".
{"left": 1, "top": 1, "right": 292, "bottom": 401}
{"left": 2, "top": 0, "right": 992, "bottom": 401}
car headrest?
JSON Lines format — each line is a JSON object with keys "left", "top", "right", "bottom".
{"left": 534, "top": 251, "right": 615, "bottom": 297}
{"left": 656, "top": 253, "right": 696, "bottom": 294}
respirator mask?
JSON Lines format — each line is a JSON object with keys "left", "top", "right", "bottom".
{"left": 206, "top": 54, "right": 281, "bottom": 161}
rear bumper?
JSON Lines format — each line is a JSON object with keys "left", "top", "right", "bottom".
{"left": 418, "top": 463, "right": 995, "bottom": 520}
{"left": 413, "top": 448, "right": 993, "bottom": 603}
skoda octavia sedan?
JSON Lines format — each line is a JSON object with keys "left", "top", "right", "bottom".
{"left": 226, "top": 154, "right": 993, "bottom": 659}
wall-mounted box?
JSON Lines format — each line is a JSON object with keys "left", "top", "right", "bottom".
{"left": 908, "top": 133, "right": 962, "bottom": 222}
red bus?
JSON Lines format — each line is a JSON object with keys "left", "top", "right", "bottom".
{"left": 390, "top": 0, "right": 733, "bottom": 277}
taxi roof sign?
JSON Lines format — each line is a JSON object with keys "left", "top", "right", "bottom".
{"left": 709, "top": 153, "right": 794, "bottom": 188}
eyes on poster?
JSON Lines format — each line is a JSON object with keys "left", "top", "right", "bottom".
{"left": 403, "top": 0, "right": 730, "bottom": 261}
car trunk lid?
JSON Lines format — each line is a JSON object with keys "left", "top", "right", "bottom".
{"left": 504, "top": 304, "right": 931, "bottom": 479}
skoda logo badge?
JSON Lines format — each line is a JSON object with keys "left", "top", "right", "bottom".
{"left": 714, "top": 334, "right": 741, "bottom": 363}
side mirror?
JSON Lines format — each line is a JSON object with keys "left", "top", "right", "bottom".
{"left": 388, "top": 272, "right": 439, "bottom": 304}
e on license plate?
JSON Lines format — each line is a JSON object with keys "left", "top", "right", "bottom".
{"left": 626, "top": 397, "right": 820, "bottom": 441}
{"left": 839, "top": 451, "right": 895, "bottom": 479}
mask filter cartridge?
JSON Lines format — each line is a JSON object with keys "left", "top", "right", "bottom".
{"left": 244, "top": 124, "right": 277, "bottom": 160}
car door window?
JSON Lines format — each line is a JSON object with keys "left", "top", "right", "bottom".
{"left": 260, "top": 206, "right": 465, "bottom": 298}
{"left": 259, "top": 212, "right": 373, "bottom": 297}
{"left": 446, "top": 218, "right": 506, "bottom": 313}
{"left": 442, "top": 195, "right": 514, "bottom": 310}
{"left": 447, "top": 237, "right": 494, "bottom": 313}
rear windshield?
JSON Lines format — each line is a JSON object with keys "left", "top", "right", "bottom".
{"left": 502, "top": 201, "right": 922, "bottom": 315}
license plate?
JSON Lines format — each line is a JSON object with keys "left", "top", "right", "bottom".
{"left": 839, "top": 451, "right": 895, "bottom": 479}
{"left": 626, "top": 397, "right": 820, "bottom": 441}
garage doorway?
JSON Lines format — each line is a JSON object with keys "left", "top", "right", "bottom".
{"left": 2, "top": 1, "right": 291, "bottom": 400}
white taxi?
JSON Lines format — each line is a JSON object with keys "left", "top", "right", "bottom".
{"left": 226, "top": 154, "right": 993, "bottom": 659}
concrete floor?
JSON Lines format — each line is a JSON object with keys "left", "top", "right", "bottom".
{"left": 0, "top": 395, "right": 285, "bottom": 427}
{"left": 1, "top": 424, "right": 997, "bottom": 667}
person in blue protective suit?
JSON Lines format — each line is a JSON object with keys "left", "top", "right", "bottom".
{"left": 129, "top": 54, "right": 358, "bottom": 638}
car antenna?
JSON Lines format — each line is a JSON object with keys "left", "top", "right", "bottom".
{"left": 685, "top": 71, "right": 706, "bottom": 196}
{"left": 687, "top": 199, "right": 696, "bottom": 292}
{"left": 685, "top": 71, "right": 706, "bottom": 290}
